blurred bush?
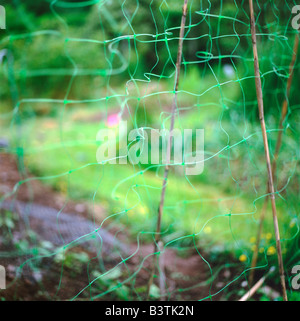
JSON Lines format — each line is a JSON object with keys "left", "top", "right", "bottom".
{"left": 0, "top": 0, "right": 298, "bottom": 122}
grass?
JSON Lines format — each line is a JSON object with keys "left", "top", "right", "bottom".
{"left": 1, "top": 122, "right": 295, "bottom": 251}
{"left": 0, "top": 71, "right": 298, "bottom": 267}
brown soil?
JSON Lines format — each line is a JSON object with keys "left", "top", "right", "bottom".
{"left": 0, "top": 152, "right": 232, "bottom": 301}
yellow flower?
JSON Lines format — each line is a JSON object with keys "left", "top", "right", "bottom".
{"left": 259, "top": 247, "right": 265, "bottom": 254}
{"left": 239, "top": 254, "right": 247, "bottom": 262}
{"left": 250, "top": 236, "right": 256, "bottom": 243}
{"left": 204, "top": 226, "right": 212, "bottom": 234}
{"left": 138, "top": 205, "right": 148, "bottom": 216}
{"left": 266, "top": 233, "right": 272, "bottom": 240}
{"left": 267, "top": 246, "right": 276, "bottom": 256}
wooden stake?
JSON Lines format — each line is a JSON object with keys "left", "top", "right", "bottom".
{"left": 249, "top": 33, "right": 299, "bottom": 287}
{"left": 240, "top": 267, "right": 275, "bottom": 301}
{"left": 248, "top": 0, "right": 288, "bottom": 301}
{"left": 147, "top": 0, "right": 189, "bottom": 300}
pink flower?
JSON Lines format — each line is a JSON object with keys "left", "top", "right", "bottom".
{"left": 106, "top": 113, "right": 120, "bottom": 128}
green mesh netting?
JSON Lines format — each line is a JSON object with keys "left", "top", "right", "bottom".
{"left": 0, "top": 0, "right": 299, "bottom": 301}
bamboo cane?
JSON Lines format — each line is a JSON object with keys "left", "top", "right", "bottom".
{"left": 248, "top": 0, "right": 288, "bottom": 301}
{"left": 240, "top": 267, "right": 275, "bottom": 301}
{"left": 147, "top": 0, "right": 189, "bottom": 300}
{"left": 248, "top": 33, "right": 299, "bottom": 287}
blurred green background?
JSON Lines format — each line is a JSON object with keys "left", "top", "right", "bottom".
{"left": 0, "top": 0, "right": 299, "bottom": 300}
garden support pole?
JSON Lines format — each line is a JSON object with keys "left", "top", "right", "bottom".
{"left": 147, "top": 0, "right": 189, "bottom": 300}
{"left": 248, "top": 0, "right": 288, "bottom": 301}
{"left": 249, "top": 33, "right": 299, "bottom": 287}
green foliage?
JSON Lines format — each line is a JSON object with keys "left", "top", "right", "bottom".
{"left": 0, "top": 210, "right": 16, "bottom": 230}
{"left": 0, "top": 0, "right": 299, "bottom": 301}
{"left": 54, "top": 249, "right": 90, "bottom": 275}
{"left": 1, "top": 0, "right": 298, "bottom": 122}
{"left": 91, "top": 267, "right": 132, "bottom": 300}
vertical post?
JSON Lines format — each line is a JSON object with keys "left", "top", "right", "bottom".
{"left": 248, "top": 0, "right": 288, "bottom": 301}
{"left": 249, "top": 33, "right": 299, "bottom": 286}
{"left": 147, "top": 0, "right": 189, "bottom": 300}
